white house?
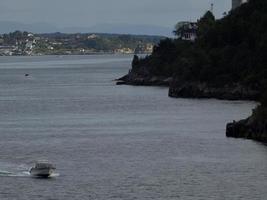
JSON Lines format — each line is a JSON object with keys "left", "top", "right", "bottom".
{"left": 175, "top": 22, "right": 198, "bottom": 42}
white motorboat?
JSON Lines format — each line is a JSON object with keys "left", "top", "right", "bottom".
{"left": 29, "top": 160, "right": 56, "bottom": 178}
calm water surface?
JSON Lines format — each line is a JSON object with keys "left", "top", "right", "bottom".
{"left": 0, "top": 55, "right": 265, "bottom": 200}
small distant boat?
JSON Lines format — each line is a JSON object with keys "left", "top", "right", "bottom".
{"left": 29, "top": 160, "right": 56, "bottom": 178}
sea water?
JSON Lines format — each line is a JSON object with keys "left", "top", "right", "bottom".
{"left": 0, "top": 55, "right": 265, "bottom": 200}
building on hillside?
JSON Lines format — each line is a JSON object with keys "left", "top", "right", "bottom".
{"left": 87, "top": 34, "right": 99, "bottom": 39}
{"left": 232, "top": 0, "right": 248, "bottom": 9}
{"left": 134, "top": 43, "right": 154, "bottom": 54}
{"left": 115, "top": 48, "right": 134, "bottom": 54}
{"left": 175, "top": 22, "right": 198, "bottom": 42}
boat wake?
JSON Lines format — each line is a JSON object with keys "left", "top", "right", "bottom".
{"left": 0, "top": 163, "right": 59, "bottom": 178}
{"left": 0, "top": 161, "right": 60, "bottom": 178}
{"left": 0, "top": 170, "right": 59, "bottom": 178}
{"left": 0, "top": 170, "right": 30, "bottom": 177}
{"left": 49, "top": 173, "right": 60, "bottom": 177}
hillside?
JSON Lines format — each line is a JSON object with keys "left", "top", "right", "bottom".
{"left": 118, "top": 0, "right": 267, "bottom": 141}
{"left": 0, "top": 21, "right": 172, "bottom": 37}
{"left": 0, "top": 31, "right": 164, "bottom": 56}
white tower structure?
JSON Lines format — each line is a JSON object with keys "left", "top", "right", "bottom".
{"left": 211, "top": 3, "right": 214, "bottom": 13}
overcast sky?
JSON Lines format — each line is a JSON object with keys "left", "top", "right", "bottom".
{"left": 0, "top": 0, "right": 231, "bottom": 28}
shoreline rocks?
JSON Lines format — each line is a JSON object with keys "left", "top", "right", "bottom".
{"left": 116, "top": 72, "right": 172, "bottom": 86}
{"left": 169, "top": 81, "right": 260, "bottom": 101}
{"left": 117, "top": 72, "right": 264, "bottom": 142}
{"left": 226, "top": 116, "right": 267, "bottom": 142}
{"left": 117, "top": 72, "right": 260, "bottom": 101}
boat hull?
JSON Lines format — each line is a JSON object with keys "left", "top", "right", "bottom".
{"left": 30, "top": 168, "right": 53, "bottom": 178}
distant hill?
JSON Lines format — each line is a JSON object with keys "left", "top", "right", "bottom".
{"left": 0, "top": 21, "right": 172, "bottom": 37}
{"left": 61, "top": 24, "right": 173, "bottom": 37}
{"left": 0, "top": 30, "right": 164, "bottom": 56}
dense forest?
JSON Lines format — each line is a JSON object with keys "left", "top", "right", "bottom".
{"left": 122, "top": 0, "right": 267, "bottom": 141}
{"left": 132, "top": 0, "right": 267, "bottom": 91}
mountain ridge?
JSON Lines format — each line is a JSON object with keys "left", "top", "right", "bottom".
{"left": 0, "top": 21, "right": 172, "bottom": 36}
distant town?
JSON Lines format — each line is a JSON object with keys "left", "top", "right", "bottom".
{"left": 0, "top": 31, "right": 164, "bottom": 56}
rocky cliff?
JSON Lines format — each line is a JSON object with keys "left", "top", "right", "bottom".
{"left": 116, "top": 71, "right": 172, "bottom": 86}
{"left": 169, "top": 81, "right": 260, "bottom": 101}
{"left": 226, "top": 106, "right": 267, "bottom": 142}
{"left": 117, "top": 73, "right": 260, "bottom": 101}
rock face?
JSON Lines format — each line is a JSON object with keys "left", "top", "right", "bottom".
{"left": 169, "top": 81, "right": 265, "bottom": 141}
{"left": 117, "top": 72, "right": 260, "bottom": 101}
{"left": 116, "top": 72, "right": 172, "bottom": 86}
{"left": 226, "top": 116, "right": 267, "bottom": 142}
{"left": 169, "top": 81, "right": 260, "bottom": 101}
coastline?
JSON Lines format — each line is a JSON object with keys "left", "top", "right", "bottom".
{"left": 168, "top": 81, "right": 260, "bottom": 101}
{"left": 0, "top": 52, "right": 135, "bottom": 57}
{"left": 117, "top": 71, "right": 263, "bottom": 142}
{"left": 117, "top": 71, "right": 260, "bottom": 101}
{"left": 226, "top": 109, "right": 267, "bottom": 142}
{"left": 116, "top": 73, "right": 171, "bottom": 86}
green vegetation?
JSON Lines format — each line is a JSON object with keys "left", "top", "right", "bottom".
{"left": 130, "top": 0, "right": 267, "bottom": 140}
{"left": 133, "top": 0, "right": 267, "bottom": 90}
{"left": 2, "top": 31, "right": 30, "bottom": 44}
{"left": 36, "top": 33, "right": 163, "bottom": 54}
{"left": 0, "top": 31, "right": 164, "bottom": 55}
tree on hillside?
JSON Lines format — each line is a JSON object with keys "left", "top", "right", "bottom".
{"left": 197, "top": 11, "right": 215, "bottom": 39}
{"left": 173, "top": 22, "right": 190, "bottom": 37}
